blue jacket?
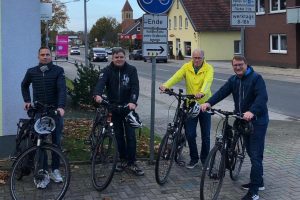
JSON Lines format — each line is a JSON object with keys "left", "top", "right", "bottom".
{"left": 207, "top": 66, "right": 269, "bottom": 125}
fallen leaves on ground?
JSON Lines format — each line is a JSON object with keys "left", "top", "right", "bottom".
{"left": 0, "top": 170, "right": 9, "bottom": 185}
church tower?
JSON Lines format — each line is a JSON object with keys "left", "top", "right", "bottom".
{"left": 121, "top": 0, "right": 134, "bottom": 32}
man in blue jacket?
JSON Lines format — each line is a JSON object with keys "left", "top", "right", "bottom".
{"left": 21, "top": 46, "right": 67, "bottom": 188}
{"left": 201, "top": 55, "right": 268, "bottom": 200}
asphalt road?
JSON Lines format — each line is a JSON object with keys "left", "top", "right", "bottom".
{"left": 64, "top": 52, "right": 300, "bottom": 120}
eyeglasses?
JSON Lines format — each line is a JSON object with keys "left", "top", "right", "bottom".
{"left": 233, "top": 63, "right": 245, "bottom": 67}
{"left": 193, "top": 57, "right": 203, "bottom": 60}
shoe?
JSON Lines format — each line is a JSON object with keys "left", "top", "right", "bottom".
{"left": 34, "top": 170, "right": 50, "bottom": 189}
{"left": 241, "top": 183, "right": 265, "bottom": 191}
{"left": 115, "top": 160, "right": 127, "bottom": 172}
{"left": 127, "top": 163, "right": 144, "bottom": 176}
{"left": 241, "top": 191, "right": 259, "bottom": 200}
{"left": 186, "top": 160, "right": 199, "bottom": 169}
{"left": 50, "top": 169, "right": 63, "bottom": 183}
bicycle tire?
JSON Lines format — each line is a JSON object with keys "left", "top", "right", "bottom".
{"left": 229, "top": 134, "right": 246, "bottom": 181}
{"left": 200, "top": 145, "right": 225, "bottom": 200}
{"left": 155, "top": 130, "right": 177, "bottom": 185}
{"left": 10, "top": 144, "right": 70, "bottom": 200}
{"left": 91, "top": 133, "right": 118, "bottom": 191}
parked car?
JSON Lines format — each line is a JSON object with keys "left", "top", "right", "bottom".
{"left": 105, "top": 48, "right": 112, "bottom": 55}
{"left": 129, "top": 49, "right": 144, "bottom": 60}
{"left": 88, "top": 48, "right": 108, "bottom": 62}
{"left": 144, "top": 56, "right": 168, "bottom": 63}
{"left": 70, "top": 46, "right": 80, "bottom": 55}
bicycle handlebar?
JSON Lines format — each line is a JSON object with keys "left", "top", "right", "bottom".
{"left": 161, "top": 88, "right": 196, "bottom": 100}
{"left": 30, "top": 101, "right": 59, "bottom": 116}
{"left": 208, "top": 108, "right": 243, "bottom": 120}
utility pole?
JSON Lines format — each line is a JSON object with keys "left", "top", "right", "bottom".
{"left": 84, "top": 0, "right": 89, "bottom": 67}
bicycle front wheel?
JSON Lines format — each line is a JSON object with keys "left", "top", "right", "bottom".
{"left": 229, "top": 134, "right": 246, "bottom": 181}
{"left": 200, "top": 145, "right": 225, "bottom": 200}
{"left": 10, "top": 144, "right": 70, "bottom": 200}
{"left": 155, "top": 130, "right": 176, "bottom": 185}
{"left": 91, "top": 133, "right": 118, "bottom": 191}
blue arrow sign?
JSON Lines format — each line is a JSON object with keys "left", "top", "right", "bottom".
{"left": 137, "top": 0, "right": 174, "bottom": 14}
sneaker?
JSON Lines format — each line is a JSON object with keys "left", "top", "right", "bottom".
{"left": 186, "top": 160, "right": 199, "bottom": 169}
{"left": 115, "top": 160, "right": 128, "bottom": 172}
{"left": 127, "top": 163, "right": 144, "bottom": 176}
{"left": 241, "top": 191, "right": 259, "bottom": 200}
{"left": 34, "top": 170, "right": 50, "bottom": 189}
{"left": 50, "top": 169, "right": 63, "bottom": 183}
{"left": 241, "top": 183, "right": 265, "bottom": 191}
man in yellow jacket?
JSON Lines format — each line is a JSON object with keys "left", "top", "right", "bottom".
{"left": 159, "top": 49, "right": 214, "bottom": 169}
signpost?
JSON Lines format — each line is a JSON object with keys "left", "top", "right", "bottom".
{"left": 231, "top": 0, "right": 256, "bottom": 56}
{"left": 137, "top": 0, "right": 173, "bottom": 163}
{"left": 40, "top": 3, "right": 52, "bottom": 47}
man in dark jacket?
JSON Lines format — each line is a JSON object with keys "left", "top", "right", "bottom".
{"left": 21, "top": 46, "right": 67, "bottom": 188}
{"left": 201, "top": 55, "right": 268, "bottom": 200}
{"left": 93, "top": 48, "right": 144, "bottom": 176}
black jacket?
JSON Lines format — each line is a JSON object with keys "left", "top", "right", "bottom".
{"left": 207, "top": 66, "right": 269, "bottom": 125}
{"left": 21, "top": 62, "right": 67, "bottom": 108}
{"left": 93, "top": 62, "right": 139, "bottom": 105}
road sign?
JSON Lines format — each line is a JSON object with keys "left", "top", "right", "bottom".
{"left": 40, "top": 2, "right": 52, "bottom": 21}
{"left": 143, "top": 14, "right": 168, "bottom": 29}
{"left": 231, "top": 0, "right": 256, "bottom": 26}
{"left": 142, "top": 14, "right": 168, "bottom": 57}
{"left": 143, "top": 43, "right": 168, "bottom": 57}
{"left": 143, "top": 29, "right": 168, "bottom": 43}
{"left": 137, "top": 0, "right": 174, "bottom": 14}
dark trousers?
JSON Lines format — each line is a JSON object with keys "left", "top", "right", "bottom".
{"left": 112, "top": 113, "right": 136, "bottom": 165}
{"left": 244, "top": 123, "right": 268, "bottom": 194}
{"left": 185, "top": 111, "right": 211, "bottom": 164}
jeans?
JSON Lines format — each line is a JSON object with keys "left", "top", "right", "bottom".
{"left": 185, "top": 111, "right": 211, "bottom": 164}
{"left": 44, "top": 115, "right": 63, "bottom": 171}
{"left": 243, "top": 123, "right": 268, "bottom": 194}
{"left": 112, "top": 112, "right": 137, "bottom": 165}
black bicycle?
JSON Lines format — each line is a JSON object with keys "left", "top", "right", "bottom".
{"left": 86, "top": 98, "right": 121, "bottom": 191}
{"left": 155, "top": 88, "right": 197, "bottom": 185}
{"left": 200, "top": 108, "right": 248, "bottom": 200}
{"left": 10, "top": 102, "right": 70, "bottom": 200}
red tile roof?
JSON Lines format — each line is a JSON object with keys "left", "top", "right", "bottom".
{"left": 122, "top": 0, "right": 133, "bottom": 12}
{"left": 181, "top": 0, "right": 239, "bottom": 31}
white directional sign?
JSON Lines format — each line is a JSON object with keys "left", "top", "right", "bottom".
{"left": 142, "top": 14, "right": 168, "bottom": 57}
{"left": 143, "top": 29, "right": 168, "bottom": 43}
{"left": 231, "top": 0, "right": 256, "bottom": 26}
{"left": 143, "top": 43, "right": 168, "bottom": 57}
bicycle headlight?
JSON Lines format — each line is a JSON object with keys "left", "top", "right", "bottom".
{"left": 34, "top": 116, "right": 56, "bottom": 134}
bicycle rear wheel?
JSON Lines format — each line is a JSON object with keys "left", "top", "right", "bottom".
{"left": 200, "top": 145, "right": 225, "bottom": 200}
{"left": 91, "top": 133, "right": 118, "bottom": 191}
{"left": 155, "top": 130, "right": 176, "bottom": 185}
{"left": 10, "top": 145, "right": 70, "bottom": 200}
{"left": 229, "top": 134, "right": 246, "bottom": 181}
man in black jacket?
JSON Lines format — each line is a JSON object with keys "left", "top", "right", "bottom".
{"left": 21, "top": 46, "right": 67, "bottom": 188}
{"left": 93, "top": 48, "right": 144, "bottom": 176}
{"left": 201, "top": 55, "right": 268, "bottom": 200}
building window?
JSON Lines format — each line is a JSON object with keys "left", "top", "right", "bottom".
{"left": 270, "top": 0, "right": 286, "bottom": 13}
{"left": 234, "top": 40, "right": 241, "bottom": 54}
{"left": 184, "top": 42, "right": 191, "bottom": 57}
{"left": 185, "top": 18, "right": 188, "bottom": 29}
{"left": 137, "top": 27, "right": 140, "bottom": 32}
{"left": 179, "top": 16, "right": 182, "bottom": 29}
{"left": 256, "top": 0, "right": 265, "bottom": 14}
{"left": 270, "top": 34, "right": 287, "bottom": 53}
{"left": 169, "top": 19, "right": 172, "bottom": 30}
{"left": 174, "top": 16, "right": 177, "bottom": 29}
{"left": 177, "top": 0, "right": 179, "bottom": 9}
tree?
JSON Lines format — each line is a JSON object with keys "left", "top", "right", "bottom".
{"left": 41, "top": 0, "right": 69, "bottom": 46}
{"left": 89, "top": 17, "right": 122, "bottom": 47}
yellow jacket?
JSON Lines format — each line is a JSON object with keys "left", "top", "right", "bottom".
{"left": 163, "top": 60, "right": 214, "bottom": 104}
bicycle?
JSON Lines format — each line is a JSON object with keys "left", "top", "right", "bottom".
{"left": 155, "top": 88, "right": 197, "bottom": 185}
{"left": 86, "top": 98, "right": 122, "bottom": 191}
{"left": 200, "top": 108, "right": 248, "bottom": 200}
{"left": 10, "top": 101, "right": 70, "bottom": 200}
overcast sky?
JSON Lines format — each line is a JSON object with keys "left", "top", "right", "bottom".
{"left": 61, "top": 0, "right": 145, "bottom": 32}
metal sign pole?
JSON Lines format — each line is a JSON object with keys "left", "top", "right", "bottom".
{"left": 46, "top": 20, "right": 49, "bottom": 47}
{"left": 241, "top": 26, "right": 245, "bottom": 56}
{"left": 150, "top": 56, "right": 156, "bottom": 163}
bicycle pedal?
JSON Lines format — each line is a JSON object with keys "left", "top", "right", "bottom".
{"left": 177, "top": 160, "right": 185, "bottom": 167}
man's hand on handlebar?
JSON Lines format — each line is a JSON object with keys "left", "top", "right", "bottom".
{"left": 201, "top": 103, "right": 211, "bottom": 112}
{"left": 24, "top": 102, "right": 31, "bottom": 111}
{"left": 57, "top": 108, "right": 65, "bottom": 117}
{"left": 94, "top": 95, "right": 103, "bottom": 103}
{"left": 128, "top": 103, "right": 136, "bottom": 110}
{"left": 243, "top": 111, "right": 254, "bottom": 121}
{"left": 195, "top": 93, "right": 205, "bottom": 99}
